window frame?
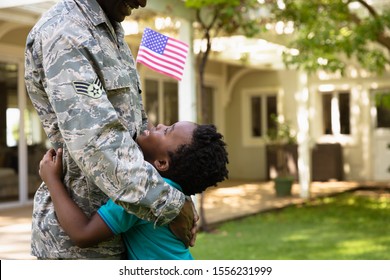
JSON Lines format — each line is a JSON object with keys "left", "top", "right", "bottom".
{"left": 320, "top": 90, "right": 351, "bottom": 136}
{"left": 316, "top": 86, "right": 357, "bottom": 145}
{"left": 241, "top": 87, "right": 280, "bottom": 147}
{"left": 371, "top": 88, "right": 390, "bottom": 131}
{"left": 143, "top": 77, "right": 179, "bottom": 125}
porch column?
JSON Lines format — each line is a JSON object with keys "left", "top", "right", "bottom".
{"left": 178, "top": 19, "right": 197, "bottom": 122}
{"left": 296, "top": 71, "right": 311, "bottom": 199}
{"left": 18, "top": 61, "right": 28, "bottom": 203}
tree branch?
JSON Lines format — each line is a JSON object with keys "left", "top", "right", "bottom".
{"left": 355, "top": 0, "right": 379, "bottom": 18}
{"left": 348, "top": 0, "right": 390, "bottom": 52}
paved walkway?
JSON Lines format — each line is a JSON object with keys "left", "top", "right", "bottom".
{"left": 0, "top": 180, "right": 382, "bottom": 260}
{"left": 201, "top": 180, "right": 360, "bottom": 225}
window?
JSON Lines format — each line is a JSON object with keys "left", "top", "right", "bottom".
{"left": 321, "top": 91, "right": 350, "bottom": 135}
{"left": 373, "top": 89, "right": 390, "bottom": 129}
{"left": 242, "top": 89, "right": 277, "bottom": 146}
{"left": 144, "top": 79, "right": 178, "bottom": 125}
{"left": 144, "top": 79, "right": 159, "bottom": 125}
{"left": 250, "top": 95, "right": 277, "bottom": 138}
{"left": 6, "top": 106, "right": 42, "bottom": 147}
{"left": 162, "top": 81, "right": 178, "bottom": 125}
{"left": 251, "top": 96, "right": 262, "bottom": 137}
{"left": 0, "top": 61, "right": 47, "bottom": 203}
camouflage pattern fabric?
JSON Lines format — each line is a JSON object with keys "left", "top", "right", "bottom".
{"left": 25, "top": 0, "right": 184, "bottom": 259}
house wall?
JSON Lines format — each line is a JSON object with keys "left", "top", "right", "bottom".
{"left": 219, "top": 64, "right": 390, "bottom": 182}
{"left": 308, "top": 72, "right": 390, "bottom": 182}
{"left": 277, "top": 69, "right": 300, "bottom": 130}
{"left": 0, "top": 26, "right": 30, "bottom": 46}
{"left": 225, "top": 69, "right": 300, "bottom": 180}
{"left": 203, "top": 60, "right": 225, "bottom": 76}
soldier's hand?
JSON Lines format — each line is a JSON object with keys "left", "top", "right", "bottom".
{"left": 169, "top": 197, "right": 199, "bottom": 248}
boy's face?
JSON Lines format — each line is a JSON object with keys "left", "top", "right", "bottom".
{"left": 137, "top": 121, "right": 197, "bottom": 168}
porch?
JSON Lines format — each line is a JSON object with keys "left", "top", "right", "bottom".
{"left": 1, "top": 179, "right": 388, "bottom": 260}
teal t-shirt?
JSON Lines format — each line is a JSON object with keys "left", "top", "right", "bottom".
{"left": 97, "top": 178, "right": 193, "bottom": 260}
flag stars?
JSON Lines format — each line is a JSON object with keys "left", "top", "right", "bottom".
{"left": 141, "top": 29, "right": 169, "bottom": 54}
{"left": 137, "top": 28, "right": 188, "bottom": 81}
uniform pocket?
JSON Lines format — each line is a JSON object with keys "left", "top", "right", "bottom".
{"left": 100, "top": 67, "right": 132, "bottom": 92}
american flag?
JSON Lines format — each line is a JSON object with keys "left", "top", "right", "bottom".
{"left": 136, "top": 28, "right": 189, "bottom": 81}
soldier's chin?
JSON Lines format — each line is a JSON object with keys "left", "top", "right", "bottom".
{"left": 136, "top": 130, "right": 149, "bottom": 145}
{"left": 140, "top": 130, "right": 150, "bottom": 137}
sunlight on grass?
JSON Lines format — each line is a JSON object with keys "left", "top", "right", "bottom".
{"left": 191, "top": 192, "right": 390, "bottom": 260}
{"left": 367, "top": 196, "right": 389, "bottom": 209}
{"left": 284, "top": 233, "right": 310, "bottom": 242}
{"left": 336, "top": 239, "right": 388, "bottom": 258}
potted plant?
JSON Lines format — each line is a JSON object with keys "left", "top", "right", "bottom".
{"left": 266, "top": 114, "right": 297, "bottom": 197}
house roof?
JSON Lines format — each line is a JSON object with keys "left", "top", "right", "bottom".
{"left": 3, "top": 0, "right": 388, "bottom": 71}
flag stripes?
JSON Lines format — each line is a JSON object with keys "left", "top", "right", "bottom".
{"left": 136, "top": 28, "right": 189, "bottom": 81}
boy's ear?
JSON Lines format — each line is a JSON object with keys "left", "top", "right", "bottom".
{"left": 154, "top": 159, "right": 169, "bottom": 172}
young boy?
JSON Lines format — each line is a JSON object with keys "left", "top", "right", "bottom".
{"left": 39, "top": 121, "right": 229, "bottom": 260}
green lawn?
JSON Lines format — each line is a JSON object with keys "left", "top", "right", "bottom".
{"left": 190, "top": 191, "right": 390, "bottom": 260}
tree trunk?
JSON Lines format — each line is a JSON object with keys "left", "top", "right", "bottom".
{"left": 198, "top": 192, "right": 211, "bottom": 232}
{"left": 197, "top": 28, "right": 213, "bottom": 232}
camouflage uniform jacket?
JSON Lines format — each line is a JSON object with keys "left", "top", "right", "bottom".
{"left": 24, "top": 0, "right": 185, "bottom": 259}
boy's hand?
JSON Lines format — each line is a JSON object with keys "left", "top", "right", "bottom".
{"left": 39, "top": 148, "right": 64, "bottom": 188}
{"left": 169, "top": 197, "right": 199, "bottom": 248}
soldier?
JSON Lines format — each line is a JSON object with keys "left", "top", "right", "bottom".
{"left": 39, "top": 122, "right": 229, "bottom": 259}
{"left": 24, "top": 0, "right": 197, "bottom": 259}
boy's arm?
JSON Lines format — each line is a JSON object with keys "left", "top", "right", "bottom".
{"left": 39, "top": 149, "right": 114, "bottom": 248}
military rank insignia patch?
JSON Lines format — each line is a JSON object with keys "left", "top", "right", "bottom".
{"left": 73, "top": 77, "right": 103, "bottom": 98}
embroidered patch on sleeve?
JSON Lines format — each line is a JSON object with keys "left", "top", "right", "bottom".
{"left": 72, "top": 77, "right": 103, "bottom": 98}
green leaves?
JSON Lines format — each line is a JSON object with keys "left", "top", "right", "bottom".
{"left": 269, "top": 0, "right": 390, "bottom": 75}
{"left": 185, "top": 0, "right": 261, "bottom": 37}
{"left": 186, "top": 0, "right": 242, "bottom": 9}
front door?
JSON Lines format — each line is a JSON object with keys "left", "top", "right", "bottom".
{"left": 372, "top": 89, "right": 390, "bottom": 181}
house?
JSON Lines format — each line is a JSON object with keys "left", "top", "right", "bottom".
{"left": 0, "top": 0, "right": 389, "bottom": 208}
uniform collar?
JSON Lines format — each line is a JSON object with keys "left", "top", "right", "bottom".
{"left": 163, "top": 178, "right": 183, "bottom": 192}
{"left": 75, "top": 0, "right": 107, "bottom": 26}
{"left": 75, "top": 0, "right": 125, "bottom": 44}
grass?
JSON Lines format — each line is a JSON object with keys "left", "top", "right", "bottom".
{"left": 190, "top": 190, "right": 390, "bottom": 260}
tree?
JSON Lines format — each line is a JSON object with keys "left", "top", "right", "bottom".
{"left": 185, "top": 0, "right": 261, "bottom": 122}
{"left": 184, "top": 0, "right": 262, "bottom": 231}
{"left": 265, "top": 0, "right": 390, "bottom": 76}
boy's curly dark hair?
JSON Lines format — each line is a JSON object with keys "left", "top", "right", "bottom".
{"left": 160, "top": 124, "right": 229, "bottom": 196}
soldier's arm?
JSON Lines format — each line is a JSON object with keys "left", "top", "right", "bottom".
{"left": 40, "top": 24, "right": 185, "bottom": 226}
